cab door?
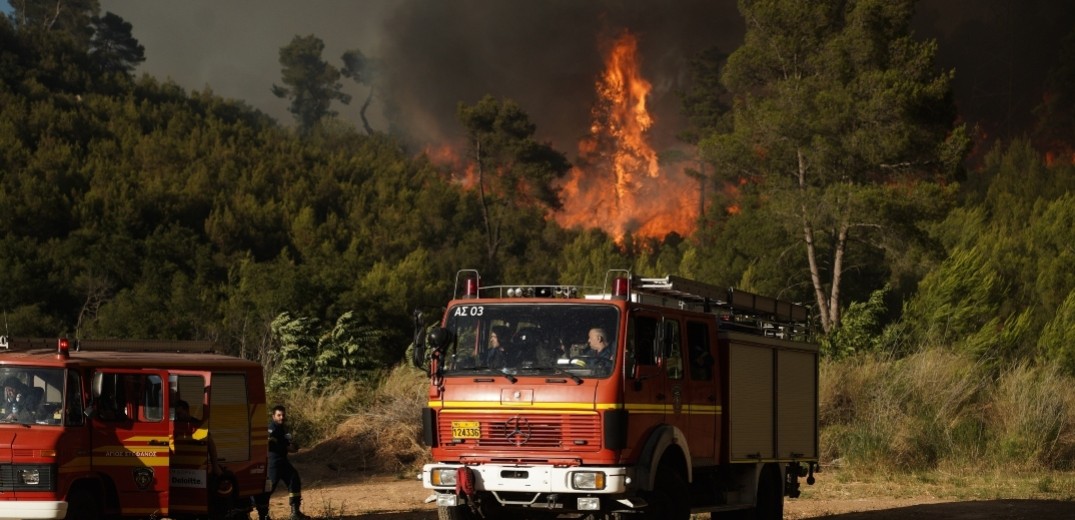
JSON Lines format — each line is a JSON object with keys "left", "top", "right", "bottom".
{"left": 89, "top": 370, "right": 171, "bottom": 517}
{"left": 169, "top": 372, "right": 212, "bottom": 517}
{"left": 623, "top": 312, "right": 664, "bottom": 458}
{"left": 683, "top": 319, "right": 718, "bottom": 461}
{"left": 658, "top": 316, "right": 692, "bottom": 444}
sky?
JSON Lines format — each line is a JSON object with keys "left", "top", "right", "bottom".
{"left": 70, "top": 0, "right": 1075, "bottom": 154}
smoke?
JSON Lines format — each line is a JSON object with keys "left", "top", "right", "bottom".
{"left": 101, "top": 0, "right": 742, "bottom": 154}
{"left": 99, "top": 0, "right": 1073, "bottom": 155}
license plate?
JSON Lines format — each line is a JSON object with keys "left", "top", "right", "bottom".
{"left": 451, "top": 421, "right": 481, "bottom": 439}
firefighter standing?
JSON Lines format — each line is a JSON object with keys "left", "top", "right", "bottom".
{"left": 253, "top": 405, "right": 308, "bottom": 520}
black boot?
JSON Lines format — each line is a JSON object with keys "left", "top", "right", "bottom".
{"left": 289, "top": 501, "right": 310, "bottom": 520}
{"left": 255, "top": 504, "right": 270, "bottom": 520}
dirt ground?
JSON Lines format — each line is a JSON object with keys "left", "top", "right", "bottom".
{"left": 259, "top": 459, "right": 1074, "bottom": 520}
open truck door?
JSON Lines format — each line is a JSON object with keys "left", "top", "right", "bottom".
{"left": 89, "top": 369, "right": 172, "bottom": 517}
{"left": 169, "top": 372, "right": 213, "bottom": 517}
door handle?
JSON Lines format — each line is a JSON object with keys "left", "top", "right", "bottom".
{"left": 148, "top": 439, "right": 169, "bottom": 446}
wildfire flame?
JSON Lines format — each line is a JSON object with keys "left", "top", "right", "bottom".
{"left": 554, "top": 30, "right": 698, "bottom": 243}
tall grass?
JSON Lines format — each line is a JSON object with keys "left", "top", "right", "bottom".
{"left": 274, "top": 349, "right": 1075, "bottom": 477}
{"left": 271, "top": 364, "right": 431, "bottom": 475}
{"left": 821, "top": 347, "right": 1075, "bottom": 472}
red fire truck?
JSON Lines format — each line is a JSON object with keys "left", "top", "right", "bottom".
{"left": 0, "top": 337, "right": 267, "bottom": 520}
{"left": 414, "top": 270, "right": 819, "bottom": 519}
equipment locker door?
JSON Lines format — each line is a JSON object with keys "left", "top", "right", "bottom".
{"left": 89, "top": 369, "right": 171, "bottom": 517}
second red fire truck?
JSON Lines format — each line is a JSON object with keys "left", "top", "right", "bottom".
{"left": 0, "top": 337, "right": 267, "bottom": 520}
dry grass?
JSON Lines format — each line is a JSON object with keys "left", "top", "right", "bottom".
{"left": 277, "top": 348, "right": 1075, "bottom": 487}
{"left": 801, "top": 465, "right": 1075, "bottom": 502}
{"left": 821, "top": 348, "right": 1075, "bottom": 472}
{"left": 280, "top": 365, "right": 431, "bottom": 477}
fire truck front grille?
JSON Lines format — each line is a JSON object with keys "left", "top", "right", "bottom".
{"left": 0, "top": 464, "right": 57, "bottom": 491}
{"left": 440, "top": 412, "right": 601, "bottom": 451}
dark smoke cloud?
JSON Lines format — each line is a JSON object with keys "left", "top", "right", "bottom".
{"left": 100, "top": 0, "right": 1073, "bottom": 154}
{"left": 100, "top": 0, "right": 741, "bottom": 153}
{"left": 376, "top": 0, "right": 742, "bottom": 151}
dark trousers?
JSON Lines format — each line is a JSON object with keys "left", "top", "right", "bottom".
{"left": 254, "top": 458, "right": 302, "bottom": 514}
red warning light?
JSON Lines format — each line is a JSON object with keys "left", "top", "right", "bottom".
{"left": 613, "top": 277, "right": 629, "bottom": 300}
{"left": 463, "top": 277, "right": 479, "bottom": 299}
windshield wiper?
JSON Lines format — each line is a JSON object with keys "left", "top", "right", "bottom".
{"left": 469, "top": 365, "right": 518, "bottom": 383}
{"left": 540, "top": 365, "right": 583, "bottom": 385}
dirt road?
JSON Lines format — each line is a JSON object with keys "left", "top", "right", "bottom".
{"left": 266, "top": 462, "right": 1073, "bottom": 520}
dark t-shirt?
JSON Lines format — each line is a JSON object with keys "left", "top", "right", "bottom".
{"left": 267, "top": 420, "right": 292, "bottom": 463}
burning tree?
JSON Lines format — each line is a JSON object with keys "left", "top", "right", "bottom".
{"left": 557, "top": 30, "right": 700, "bottom": 243}
{"left": 703, "top": 0, "right": 971, "bottom": 334}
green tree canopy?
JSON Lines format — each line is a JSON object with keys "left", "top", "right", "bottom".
{"left": 88, "top": 11, "right": 144, "bottom": 76}
{"left": 272, "top": 34, "right": 350, "bottom": 134}
{"left": 702, "top": 0, "right": 970, "bottom": 334}
{"left": 457, "top": 95, "right": 571, "bottom": 274}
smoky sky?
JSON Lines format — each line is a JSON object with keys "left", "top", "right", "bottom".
{"left": 99, "top": 0, "right": 1074, "bottom": 154}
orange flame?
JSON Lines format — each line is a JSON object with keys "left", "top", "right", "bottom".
{"left": 554, "top": 30, "right": 698, "bottom": 242}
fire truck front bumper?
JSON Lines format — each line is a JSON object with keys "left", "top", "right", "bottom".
{"left": 0, "top": 500, "right": 67, "bottom": 520}
{"left": 422, "top": 463, "right": 634, "bottom": 509}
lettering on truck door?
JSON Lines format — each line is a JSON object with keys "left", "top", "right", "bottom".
{"left": 90, "top": 370, "right": 171, "bottom": 517}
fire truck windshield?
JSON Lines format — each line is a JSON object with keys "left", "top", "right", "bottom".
{"left": 441, "top": 303, "right": 620, "bottom": 378}
{"left": 0, "top": 367, "right": 68, "bottom": 425}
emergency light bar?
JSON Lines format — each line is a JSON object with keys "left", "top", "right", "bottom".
{"left": 0, "top": 337, "right": 214, "bottom": 353}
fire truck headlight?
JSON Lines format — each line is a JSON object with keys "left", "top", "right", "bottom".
{"left": 577, "top": 497, "right": 601, "bottom": 510}
{"left": 570, "top": 471, "right": 606, "bottom": 490}
{"left": 18, "top": 468, "right": 41, "bottom": 485}
{"left": 430, "top": 468, "right": 458, "bottom": 487}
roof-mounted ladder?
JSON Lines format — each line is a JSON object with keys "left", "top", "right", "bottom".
{"left": 633, "top": 275, "right": 811, "bottom": 338}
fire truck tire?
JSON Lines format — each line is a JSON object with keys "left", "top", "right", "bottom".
{"left": 437, "top": 505, "right": 478, "bottom": 520}
{"left": 641, "top": 465, "right": 689, "bottom": 520}
{"left": 64, "top": 487, "right": 100, "bottom": 520}
{"left": 753, "top": 464, "right": 784, "bottom": 520}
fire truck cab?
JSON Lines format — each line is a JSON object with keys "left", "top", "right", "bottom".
{"left": 415, "top": 270, "right": 819, "bottom": 520}
{"left": 0, "top": 337, "right": 267, "bottom": 520}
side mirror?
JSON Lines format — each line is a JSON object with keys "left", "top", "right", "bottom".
{"left": 411, "top": 310, "right": 428, "bottom": 370}
{"left": 410, "top": 334, "right": 427, "bottom": 370}
{"left": 427, "top": 327, "right": 452, "bottom": 350}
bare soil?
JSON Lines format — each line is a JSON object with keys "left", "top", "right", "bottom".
{"left": 265, "top": 458, "right": 1074, "bottom": 520}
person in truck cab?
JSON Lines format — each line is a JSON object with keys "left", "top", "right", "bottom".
{"left": 2, "top": 378, "right": 31, "bottom": 422}
{"left": 484, "top": 326, "right": 515, "bottom": 369}
{"left": 585, "top": 328, "right": 615, "bottom": 374}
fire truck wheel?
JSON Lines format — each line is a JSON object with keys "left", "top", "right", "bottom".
{"left": 754, "top": 464, "right": 784, "bottom": 520}
{"left": 437, "top": 504, "right": 479, "bottom": 520}
{"left": 64, "top": 488, "right": 100, "bottom": 520}
{"left": 641, "top": 465, "right": 689, "bottom": 520}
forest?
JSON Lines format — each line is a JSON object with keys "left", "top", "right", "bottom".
{"left": 2, "top": 1, "right": 1074, "bottom": 471}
